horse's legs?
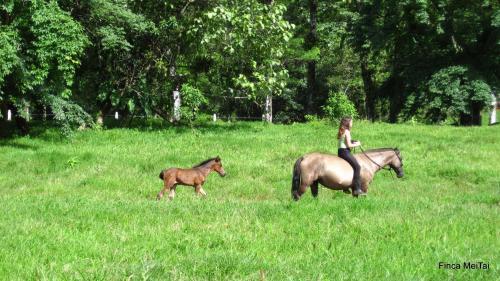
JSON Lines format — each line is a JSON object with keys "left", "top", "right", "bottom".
{"left": 168, "top": 184, "right": 177, "bottom": 200}
{"left": 297, "top": 182, "right": 309, "bottom": 198}
{"left": 157, "top": 177, "right": 175, "bottom": 200}
{"left": 361, "top": 182, "right": 369, "bottom": 193}
{"left": 359, "top": 175, "right": 371, "bottom": 194}
{"left": 311, "top": 180, "right": 319, "bottom": 197}
{"left": 194, "top": 185, "right": 206, "bottom": 196}
{"left": 199, "top": 187, "right": 207, "bottom": 196}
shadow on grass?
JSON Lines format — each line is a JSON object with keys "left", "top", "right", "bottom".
{"left": 79, "top": 116, "right": 267, "bottom": 136}
{"left": 0, "top": 140, "right": 39, "bottom": 150}
{"left": 1, "top": 120, "right": 65, "bottom": 142}
{"left": 1, "top": 118, "right": 266, "bottom": 142}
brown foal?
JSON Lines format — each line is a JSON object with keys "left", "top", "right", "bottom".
{"left": 157, "top": 156, "right": 226, "bottom": 201}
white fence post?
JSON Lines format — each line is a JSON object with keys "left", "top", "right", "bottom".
{"left": 490, "top": 93, "right": 497, "bottom": 125}
{"left": 173, "top": 87, "right": 181, "bottom": 122}
{"left": 115, "top": 111, "right": 119, "bottom": 120}
{"left": 7, "top": 110, "right": 12, "bottom": 121}
{"left": 213, "top": 114, "right": 217, "bottom": 122}
{"left": 264, "top": 94, "right": 272, "bottom": 123}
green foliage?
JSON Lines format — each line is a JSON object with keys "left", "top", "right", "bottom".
{"left": 199, "top": 1, "right": 293, "bottom": 106}
{"left": 300, "top": 47, "right": 321, "bottom": 61}
{"left": 422, "top": 66, "right": 491, "bottom": 124}
{"left": 1, "top": 0, "right": 499, "bottom": 132}
{"left": 97, "top": 26, "right": 132, "bottom": 52}
{"left": 28, "top": 1, "right": 88, "bottom": 95}
{"left": 179, "top": 84, "right": 207, "bottom": 123}
{"left": 304, "top": 114, "right": 319, "bottom": 122}
{"left": 47, "top": 95, "right": 94, "bottom": 137}
{"left": 0, "top": 0, "right": 89, "bottom": 134}
{"left": 346, "top": 0, "right": 499, "bottom": 122}
{"left": 322, "top": 91, "right": 358, "bottom": 122}
{"left": 66, "top": 156, "right": 79, "bottom": 168}
{"left": 0, "top": 26, "right": 19, "bottom": 90}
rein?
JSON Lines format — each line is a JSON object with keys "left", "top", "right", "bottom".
{"left": 357, "top": 146, "right": 395, "bottom": 178}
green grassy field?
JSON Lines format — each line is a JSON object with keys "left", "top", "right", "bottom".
{"left": 0, "top": 121, "right": 498, "bottom": 280}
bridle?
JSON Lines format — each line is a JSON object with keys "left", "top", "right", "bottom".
{"left": 357, "top": 146, "right": 402, "bottom": 177}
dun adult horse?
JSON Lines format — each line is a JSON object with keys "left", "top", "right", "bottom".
{"left": 291, "top": 148, "right": 404, "bottom": 200}
{"left": 157, "top": 156, "right": 226, "bottom": 201}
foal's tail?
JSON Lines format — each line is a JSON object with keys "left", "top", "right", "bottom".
{"left": 291, "top": 157, "right": 303, "bottom": 201}
{"left": 159, "top": 170, "right": 164, "bottom": 180}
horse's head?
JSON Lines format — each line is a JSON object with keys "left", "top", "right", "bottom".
{"left": 389, "top": 148, "right": 404, "bottom": 178}
{"left": 212, "top": 156, "right": 226, "bottom": 177}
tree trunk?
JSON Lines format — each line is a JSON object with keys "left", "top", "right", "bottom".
{"left": 96, "top": 111, "right": 104, "bottom": 126}
{"left": 471, "top": 102, "right": 482, "bottom": 126}
{"left": 460, "top": 102, "right": 482, "bottom": 126}
{"left": 264, "top": 94, "right": 272, "bottom": 123}
{"left": 12, "top": 107, "right": 29, "bottom": 135}
{"left": 389, "top": 76, "right": 404, "bottom": 123}
{"left": 25, "top": 106, "right": 30, "bottom": 122}
{"left": 96, "top": 102, "right": 111, "bottom": 126}
{"left": 360, "top": 57, "right": 376, "bottom": 121}
{"left": 305, "top": 0, "right": 318, "bottom": 115}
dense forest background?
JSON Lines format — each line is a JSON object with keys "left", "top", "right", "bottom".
{"left": 1, "top": 0, "right": 498, "bottom": 134}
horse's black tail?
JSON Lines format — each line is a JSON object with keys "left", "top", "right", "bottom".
{"left": 291, "top": 157, "right": 303, "bottom": 201}
{"left": 159, "top": 170, "right": 164, "bottom": 180}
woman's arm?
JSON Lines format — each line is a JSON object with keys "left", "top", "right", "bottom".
{"left": 345, "top": 130, "right": 361, "bottom": 148}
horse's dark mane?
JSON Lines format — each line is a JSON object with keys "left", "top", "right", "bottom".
{"left": 192, "top": 157, "right": 218, "bottom": 168}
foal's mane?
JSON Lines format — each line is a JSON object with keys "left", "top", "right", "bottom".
{"left": 192, "top": 157, "right": 218, "bottom": 168}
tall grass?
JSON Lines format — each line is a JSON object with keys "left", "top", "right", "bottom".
{"left": 0, "top": 121, "right": 498, "bottom": 280}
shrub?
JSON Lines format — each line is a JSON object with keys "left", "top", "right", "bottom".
{"left": 180, "top": 84, "right": 207, "bottom": 123}
{"left": 424, "top": 66, "right": 491, "bottom": 125}
{"left": 322, "top": 92, "right": 358, "bottom": 122}
{"left": 47, "top": 95, "right": 94, "bottom": 136}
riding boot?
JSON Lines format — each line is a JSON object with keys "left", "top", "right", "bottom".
{"left": 352, "top": 178, "right": 365, "bottom": 196}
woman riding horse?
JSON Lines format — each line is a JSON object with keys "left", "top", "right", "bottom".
{"left": 291, "top": 120, "right": 404, "bottom": 201}
{"left": 337, "top": 116, "right": 365, "bottom": 196}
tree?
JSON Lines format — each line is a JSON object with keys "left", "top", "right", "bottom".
{"left": 305, "top": 0, "right": 318, "bottom": 115}
{"left": 197, "top": 0, "right": 293, "bottom": 122}
{"left": 415, "top": 66, "right": 491, "bottom": 125}
{"left": 347, "top": 0, "right": 499, "bottom": 124}
{"left": 0, "top": 0, "right": 90, "bottom": 135}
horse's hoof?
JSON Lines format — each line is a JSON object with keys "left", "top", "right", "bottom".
{"left": 352, "top": 188, "right": 366, "bottom": 197}
{"left": 352, "top": 192, "right": 367, "bottom": 198}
